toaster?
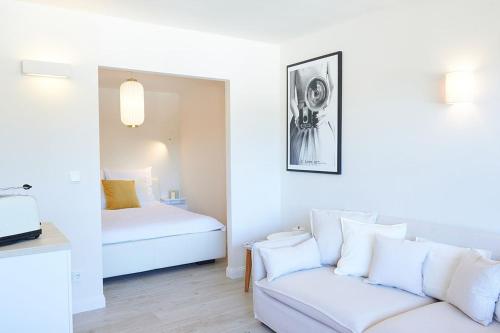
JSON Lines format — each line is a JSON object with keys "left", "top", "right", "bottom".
{"left": 0, "top": 195, "right": 42, "bottom": 245}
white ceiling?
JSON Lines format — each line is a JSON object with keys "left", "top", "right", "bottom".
{"left": 21, "top": 0, "right": 405, "bottom": 43}
{"left": 98, "top": 68, "right": 223, "bottom": 93}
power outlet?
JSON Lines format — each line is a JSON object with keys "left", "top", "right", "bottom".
{"left": 72, "top": 272, "right": 81, "bottom": 283}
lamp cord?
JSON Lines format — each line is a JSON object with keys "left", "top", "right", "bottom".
{"left": 0, "top": 184, "right": 32, "bottom": 191}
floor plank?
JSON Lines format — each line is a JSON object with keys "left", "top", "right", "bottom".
{"left": 73, "top": 261, "right": 273, "bottom": 333}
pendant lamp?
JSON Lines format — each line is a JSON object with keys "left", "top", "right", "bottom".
{"left": 120, "top": 78, "right": 144, "bottom": 127}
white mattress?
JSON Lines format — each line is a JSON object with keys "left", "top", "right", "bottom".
{"left": 102, "top": 202, "right": 225, "bottom": 245}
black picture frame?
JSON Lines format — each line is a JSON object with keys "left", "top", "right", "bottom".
{"left": 286, "top": 51, "right": 342, "bottom": 174}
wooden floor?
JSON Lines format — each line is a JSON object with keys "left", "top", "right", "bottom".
{"left": 74, "top": 260, "right": 273, "bottom": 333}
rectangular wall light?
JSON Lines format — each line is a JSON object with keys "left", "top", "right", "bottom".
{"left": 21, "top": 60, "right": 72, "bottom": 78}
{"left": 445, "top": 71, "right": 475, "bottom": 104}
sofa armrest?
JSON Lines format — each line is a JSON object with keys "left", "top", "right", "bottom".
{"left": 251, "top": 233, "right": 311, "bottom": 283}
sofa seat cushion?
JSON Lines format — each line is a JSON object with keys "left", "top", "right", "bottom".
{"left": 255, "top": 267, "right": 434, "bottom": 333}
{"left": 366, "top": 302, "right": 500, "bottom": 333}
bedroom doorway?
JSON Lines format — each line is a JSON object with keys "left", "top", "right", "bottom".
{"left": 98, "top": 67, "right": 228, "bottom": 277}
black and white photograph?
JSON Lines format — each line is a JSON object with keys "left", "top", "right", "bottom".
{"left": 287, "top": 52, "right": 342, "bottom": 174}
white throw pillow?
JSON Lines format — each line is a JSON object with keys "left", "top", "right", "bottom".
{"left": 334, "top": 219, "right": 407, "bottom": 277}
{"left": 259, "top": 238, "right": 322, "bottom": 282}
{"left": 366, "top": 236, "right": 430, "bottom": 296}
{"left": 310, "top": 209, "right": 377, "bottom": 266}
{"left": 104, "top": 167, "right": 156, "bottom": 205}
{"left": 446, "top": 250, "right": 500, "bottom": 326}
{"left": 416, "top": 237, "right": 492, "bottom": 300}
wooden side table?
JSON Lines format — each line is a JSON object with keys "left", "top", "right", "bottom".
{"left": 243, "top": 243, "right": 253, "bottom": 292}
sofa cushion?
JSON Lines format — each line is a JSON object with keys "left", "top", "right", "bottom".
{"left": 416, "top": 237, "right": 492, "bottom": 301}
{"left": 366, "top": 302, "right": 500, "bottom": 333}
{"left": 310, "top": 209, "right": 377, "bottom": 266}
{"left": 335, "top": 219, "right": 407, "bottom": 277}
{"left": 446, "top": 250, "right": 500, "bottom": 326}
{"left": 255, "top": 267, "right": 434, "bottom": 333}
{"left": 259, "top": 237, "right": 321, "bottom": 281}
{"left": 366, "top": 236, "right": 430, "bottom": 296}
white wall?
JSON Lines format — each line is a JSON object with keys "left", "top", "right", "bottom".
{"left": 179, "top": 79, "right": 227, "bottom": 224}
{"left": 281, "top": 0, "right": 500, "bottom": 233}
{"left": 99, "top": 85, "right": 181, "bottom": 195}
{"left": 0, "top": 2, "right": 103, "bottom": 313}
{"left": 0, "top": 0, "right": 281, "bottom": 312}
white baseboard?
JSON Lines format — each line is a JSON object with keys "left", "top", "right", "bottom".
{"left": 226, "top": 265, "right": 245, "bottom": 279}
{"left": 73, "top": 293, "right": 106, "bottom": 314}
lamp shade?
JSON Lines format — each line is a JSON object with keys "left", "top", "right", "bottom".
{"left": 445, "top": 72, "right": 475, "bottom": 104}
{"left": 120, "top": 78, "right": 144, "bottom": 127}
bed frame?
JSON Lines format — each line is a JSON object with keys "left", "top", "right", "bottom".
{"left": 102, "top": 229, "right": 226, "bottom": 278}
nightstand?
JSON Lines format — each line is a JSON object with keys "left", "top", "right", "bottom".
{"left": 160, "top": 198, "right": 188, "bottom": 210}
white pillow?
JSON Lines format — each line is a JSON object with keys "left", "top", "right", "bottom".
{"left": 104, "top": 167, "right": 156, "bottom": 205}
{"left": 259, "top": 238, "right": 322, "bottom": 282}
{"left": 416, "top": 237, "right": 492, "bottom": 300}
{"left": 311, "top": 209, "right": 377, "bottom": 266}
{"left": 335, "top": 219, "right": 407, "bottom": 277}
{"left": 446, "top": 250, "right": 500, "bottom": 326}
{"left": 366, "top": 236, "right": 429, "bottom": 296}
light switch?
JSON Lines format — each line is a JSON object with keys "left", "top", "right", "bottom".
{"left": 69, "top": 171, "right": 81, "bottom": 183}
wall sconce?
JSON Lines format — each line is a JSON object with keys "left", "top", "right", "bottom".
{"left": 445, "top": 71, "right": 475, "bottom": 104}
{"left": 21, "top": 60, "right": 72, "bottom": 78}
{"left": 120, "top": 78, "right": 145, "bottom": 127}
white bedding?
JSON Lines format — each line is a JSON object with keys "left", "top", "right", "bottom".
{"left": 102, "top": 201, "right": 225, "bottom": 245}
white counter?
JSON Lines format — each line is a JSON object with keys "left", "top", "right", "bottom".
{"left": 0, "top": 222, "right": 70, "bottom": 258}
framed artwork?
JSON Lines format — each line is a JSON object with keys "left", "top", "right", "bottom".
{"left": 287, "top": 51, "right": 342, "bottom": 174}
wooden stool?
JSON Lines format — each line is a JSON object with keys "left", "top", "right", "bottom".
{"left": 244, "top": 244, "right": 253, "bottom": 292}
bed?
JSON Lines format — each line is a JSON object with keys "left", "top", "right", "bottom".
{"left": 102, "top": 201, "right": 226, "bottom": 278}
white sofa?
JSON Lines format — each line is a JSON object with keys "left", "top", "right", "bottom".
{"left": 252, "top": 217, "right": 500, "bottom": 333}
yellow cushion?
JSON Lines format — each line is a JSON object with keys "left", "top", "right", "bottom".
{"left": 102, "top": 180, "right": 141, "bottom": 210}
